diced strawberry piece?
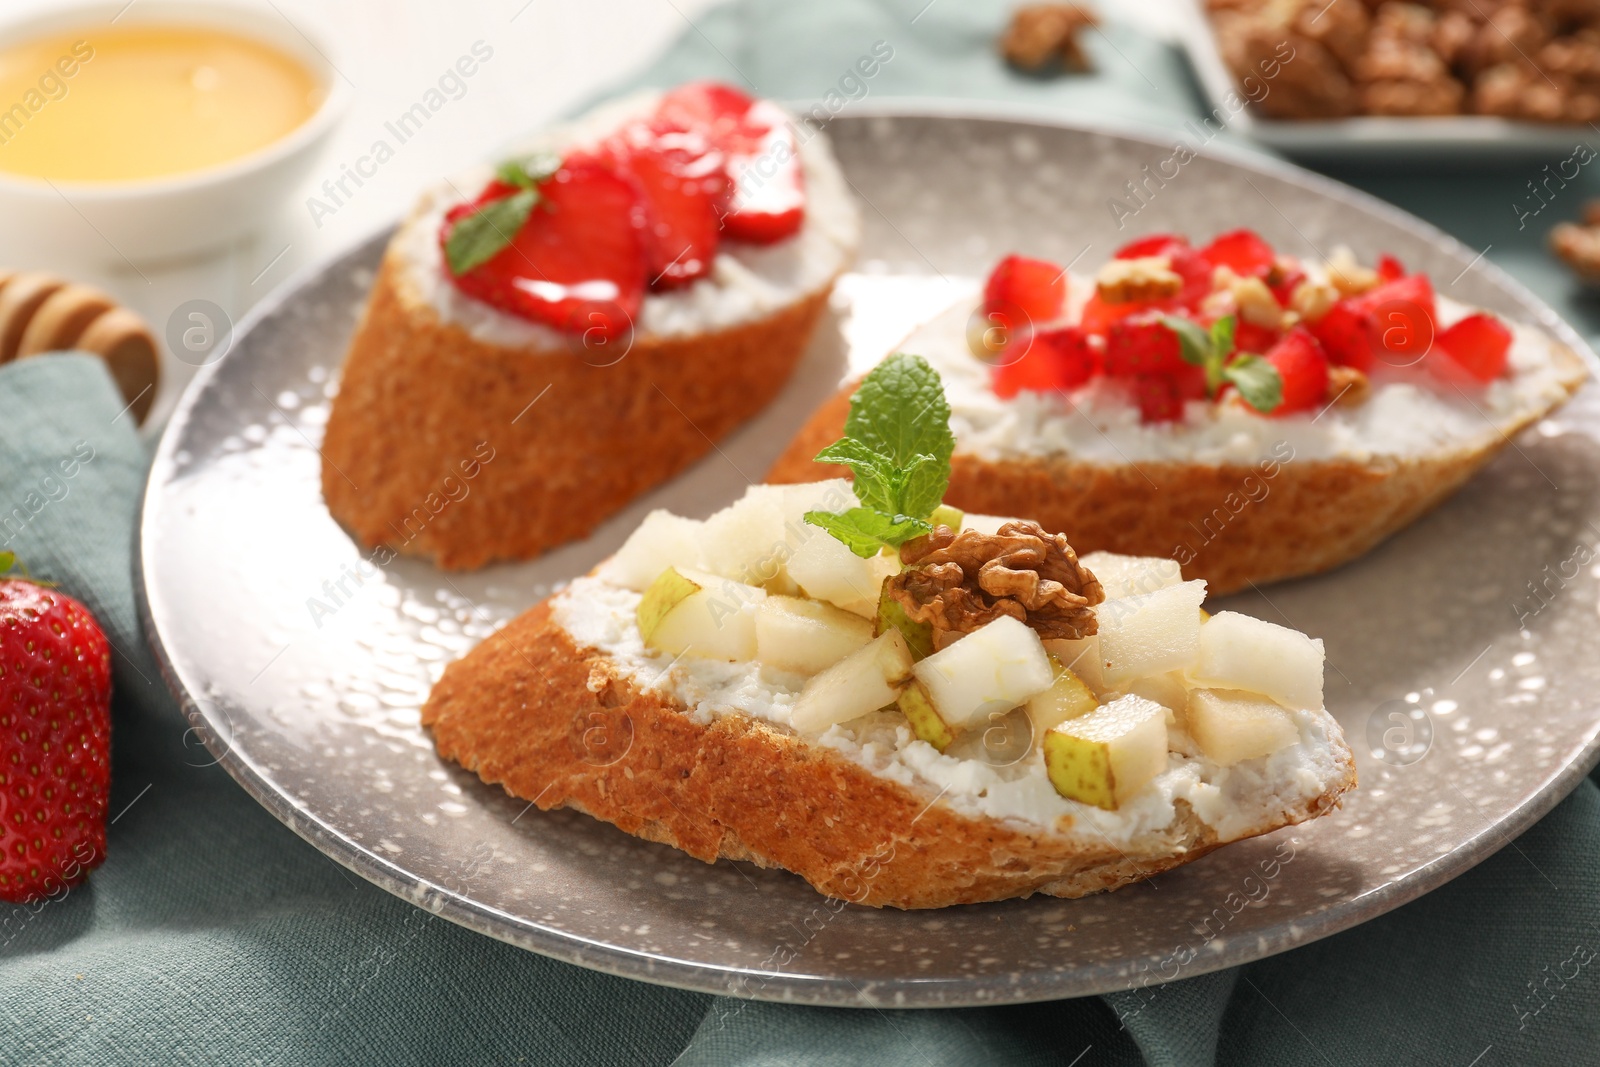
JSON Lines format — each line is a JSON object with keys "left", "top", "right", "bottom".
{"left": 442, "top": 160, "right": 648, "bottom": 341}
{"left": 1233, "top": 320, "right": 1281, "bottom": 355}
{"left": 1356, "top": 273, "right": 1437, "bottom": 362}
{"left": 1310, "top": 299, "right": 1376, "bottom": 371}
{"left": 1435, "top": 312, "right": 1512, "bottom": 382}
{"left": 1376, "top": 253, "right": 1406, "bottom": 282}
{"left": 660, "top": 83, "right": 804, "bottom": 244}
{"left": 985, "top": 255, "right": 1067, "bottom": 334}
{"left": 1104, "top": 313, "right": 1189, "bottom": 377}
{"left": 1078, "top": 292, "right": 1127, "bottom": 334}
{"left": 1115, "top": 233, "right": 1188, "bottom": 260}
{"left": 991, "top": 327, "right": 1097, "bottom": 398}
{"left": 1132, "top": 365, "right": 1206, "bottom": 423}
{"left": 1267, "top": 265, "right": 1306, "bottom": 308}
{"left": 1167, "top": 247, "right": 1215, "bottom": 309}
{"left": 1262, "top": 327, "right": 1330, "bottom": 415}
{"left": 1201, "top": 229, "right": 1275, "bottom": 278}
{"left": 603, "top": 121, "right": 729, "bottom": 290}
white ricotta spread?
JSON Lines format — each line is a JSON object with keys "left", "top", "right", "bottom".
{"left": 550, "top": 573, "right": 1347, "bottom": 848}
{"left": 392, "top": 90, "right": 860, "bottom": 346}
{"left": 919, "top": 280, "right": 1578, "bottom": 466}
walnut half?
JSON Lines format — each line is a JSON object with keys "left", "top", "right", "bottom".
{"left": 885, "top": 521, "right": 1105, "bottom": 651}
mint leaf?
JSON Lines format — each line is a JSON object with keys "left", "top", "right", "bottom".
{"left": 803, "top": 508, "right": 931, "bottom": 558}
{"left": 1209, "top": 315, "right": 1236, "bottom": 359}
{"left": 897, "top": 454, "right": 950, "bottom": 525}
{"left": 496, "top": 151, "right": 561, "bottom": 190}
{"left": 1162, "top": 315, "right": 1211, "bottom": 368}
{"left": 1222, "top": 354, "right": 1283, "bottom": 413}
{"left": 843, "top": 353, "right": 955, "bottom": 472}
{"left": 445, "top": 188, "right": 537, "bottom": 276}
{"left": 814, "top": 438, "right": 899, "bottom": 513}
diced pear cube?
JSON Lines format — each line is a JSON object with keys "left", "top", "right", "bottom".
{"left": 1125, "top": 671, "right": 1190, "bottom": 716}
{"left": 755, "top": 595, "right": 873, "bottom": 675}
{"left": 899, "top": 678, "right": 955, "bottom": 751}
{"left": 1043, "top": 635, "right": 1104, "bottom": 694}
{"left": 1027, "top": 663, "right": 1099, "bottom": 735}
{"left": 1185, "top": 688, "right": 1300, "bottom": 766}
{"left": 1080, "top": 551, "right": 1183, "bottom": 600}
{"left": 790, "top": 629, "right": 914, "bottom": 735}
{"left": 700, "top": 485, "right": 791, "bottom": 589}
{"left": 876, "top": 585, "right": 934, "bottom": 660}
{"left": 1189, "top": 611, "right": 1325, "bottom": 711}
{"left": 637, "top": 567, "right": 765, "bottom": 662}
{"left": 911, "top": 615, "right": 1054, "bottom": 730}
{"left": 1043, "top": 694, "right": 1169, "bottom": 810}
{"left": 1095, "top": 579, "right": 1207, "bottom": 688}
{"left": 787, "top": 532, "right": 896, "bottom": 616}
{"left": 602, "top": 510, "right": 705, "bottom": 591}
{"left": 777, "top": 478, "right": 858, "bottom": 528}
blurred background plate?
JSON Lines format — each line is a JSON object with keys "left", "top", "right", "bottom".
{"left": 139, "top": 107, "right": 1600, "bottom": 1007}
{"left": 1175, "top": 0, "right": 1594, "bottom": 163}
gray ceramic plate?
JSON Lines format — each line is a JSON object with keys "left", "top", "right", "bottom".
{"left": 139, "top": 106, "right": 1600, "bottom": 1007}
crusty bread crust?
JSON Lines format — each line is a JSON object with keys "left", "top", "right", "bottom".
{"left": 421, "top": 601, "right": 1356, "bottom": 909}
{"left": 322, "top": 250, "right": 834, "bottom": 570}
{"left": 767, "top": 349, "right": 1589, "bottom": 595}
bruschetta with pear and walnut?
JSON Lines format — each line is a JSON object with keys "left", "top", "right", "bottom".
{"left": 422, "top": 355, "right": 1356, "bottom": 908}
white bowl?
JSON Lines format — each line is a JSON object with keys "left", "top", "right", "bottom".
{"left": 0, "top": 0, "right": 351, "bottom": 265}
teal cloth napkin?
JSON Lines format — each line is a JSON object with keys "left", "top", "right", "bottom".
{"left": 3, "top": 2, "right": 1599, "bottom": 1064}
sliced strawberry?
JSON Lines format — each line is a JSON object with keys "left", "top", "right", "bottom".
{"left": 1201, "top": 229, "right": 1275, "bottom": 278}
{"left": 991, "top": 327, "right": 1097, "bottom": 398}
{"left": 442, "top": 160, "right": 648, "bottom": 341}
{"left": 1133, "top": 365, "right": 1206, "bottom": 423}
{"left": 985, "top": 255, "right": 1067, "bottom": 334}
{"left": 1104, "top": 312, "right": 1189, "bottom": 377}
{"left": 1310, "top": 299, "right": 1376, "bottom": 371}
{"left": 1262, "top": 327, "right": 1330, "bottom": 415}
{"left": 660, "top": 83, "right": 804, "bottom": 244}
{"left": 603, "top": 121, "right": 728, "bottom": 290}
{"left": 1115, "top": 233, "right": 1187, "bottom": 260}
{"left": 1435, "top": 312, "right": 1512, "bottom": 382}
{"left": 1079, "top": 292, "right": 1129, "bottom": 334}
{"left": 1377, "top": 253, "right": 1406, "bottom": 282}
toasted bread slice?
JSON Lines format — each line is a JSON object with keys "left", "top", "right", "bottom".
{"left": 422, "top": 583, "right": 1355, "bottom": 910}
{"left": 769, "top": 300, "right": 1588, "bottom": 595}
{"left": 322, "top": 95, "right": 858, "bottom": 570}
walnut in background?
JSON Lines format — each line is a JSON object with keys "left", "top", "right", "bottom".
{"left": 1000, "top": 4, "right": 1098, "bottom": 73}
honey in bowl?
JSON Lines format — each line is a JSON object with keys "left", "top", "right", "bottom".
{"left": 0, "top": 25, "right": 323, "bottom": 184}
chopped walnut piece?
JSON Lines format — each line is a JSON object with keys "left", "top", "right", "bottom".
{"left": 887, "top": 521, "right": 1104, "bottom": 651}
{"left": 1326, "top": 247, "right": 1381, "bottom": 297}
{"left": 1327, "top": 365, "right": 1372, "bottom": 407}
{"left": 1000, "top": 4, "right": 1098, "bottom": 73}
{"left": 1472, "top": 62, "right": 1570, "bottom": 121}
{"left": 1097, "top": 256, "right": 1182, "bottom": 304}
{"left": 1215, "top": 267, "right": 1284, "bottom": 328}
{"left": 1290, "top": 278, "right": 1340, "bottom": 323}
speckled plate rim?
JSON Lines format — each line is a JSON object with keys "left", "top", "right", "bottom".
{"left": 137, "top": 101, "right": 1600, "bottom": 1007}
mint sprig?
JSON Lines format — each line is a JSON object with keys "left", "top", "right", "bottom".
{"left": 1162, "top": 313, "right": 1282, "bottom": 414}
{"left": 805, "top": 353, "right": 956, "bottom": 558}
{"left": 445, "top": 153, "right": 563, "bottom": 277}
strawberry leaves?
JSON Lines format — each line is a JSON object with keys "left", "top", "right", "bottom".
{"left": 805, "top": 353, "right": 956, "bottom": 558}
{"left": 1162, "top": 313, "right": 1283, "bottom": 413}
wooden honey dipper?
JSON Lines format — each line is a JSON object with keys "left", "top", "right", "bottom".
{"left": 0, "top": 270, "right": 161, "bottom": 425}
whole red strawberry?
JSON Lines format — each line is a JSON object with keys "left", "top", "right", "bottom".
{"left": 0, "top": 578, "right": 111, "bottom": 903}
